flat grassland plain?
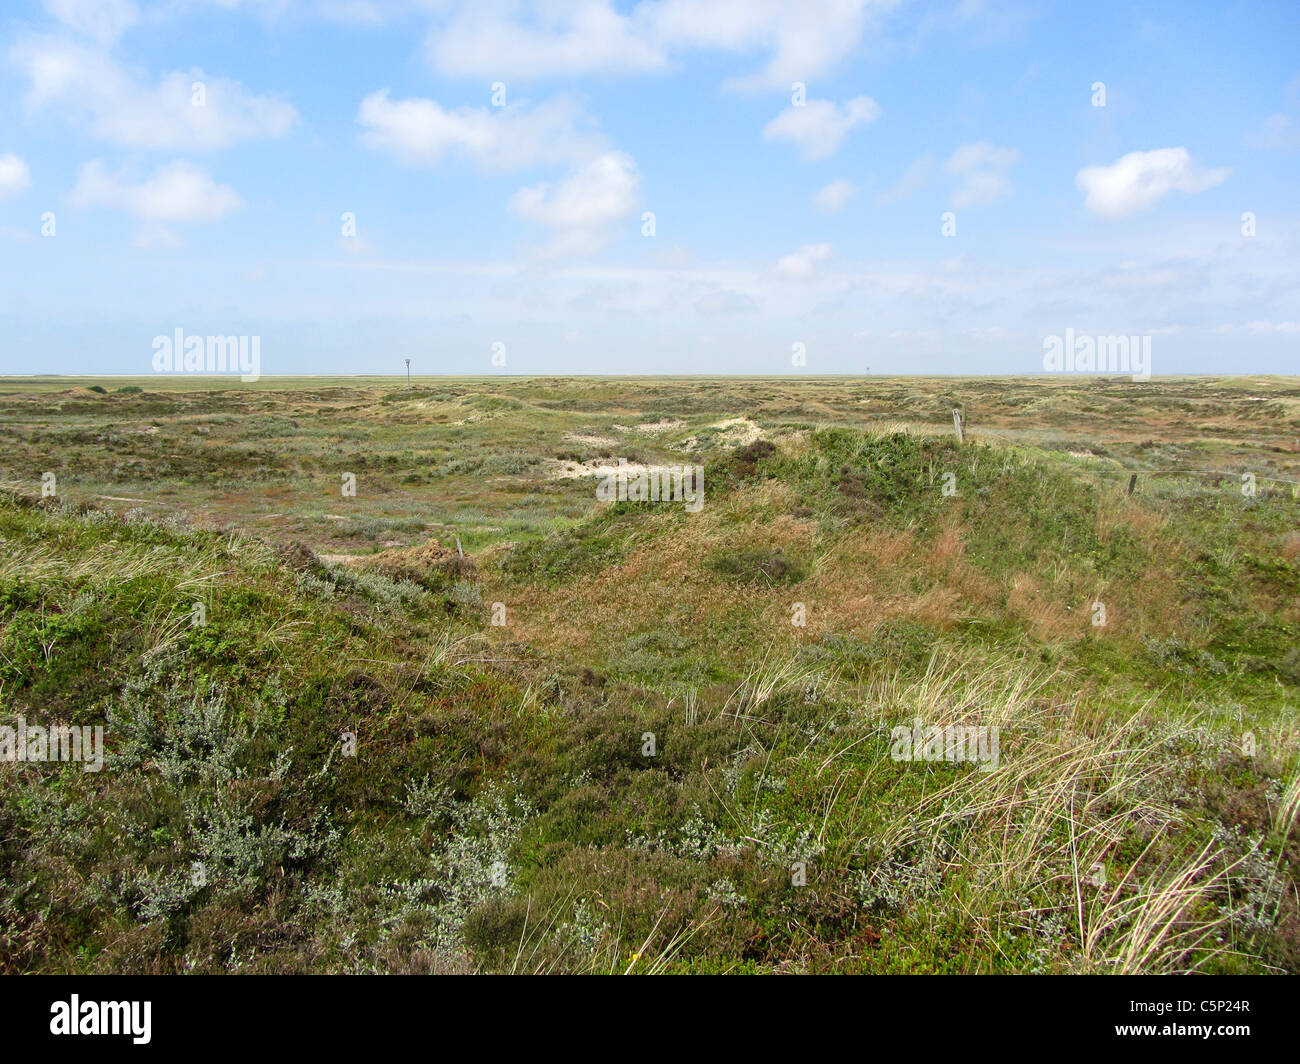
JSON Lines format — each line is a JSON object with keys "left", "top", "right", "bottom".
{"left": 1, "top": 374, "right": 1298, "bottom": 974}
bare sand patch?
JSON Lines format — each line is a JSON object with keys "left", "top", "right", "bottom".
{"left": 545, "top": 457, "right": 654, "bottom": 480}
{"left": 683, "top": 416, "right": 763, "bottom": 451}
{"left": 613, "top": 419, "right": 683, "bottom": 435}
{"left": 562, "top": 431, "right": 620, "bottom": 448}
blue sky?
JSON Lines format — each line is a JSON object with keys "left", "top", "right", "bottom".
{"left": 0, "top": 0, "right": 1297, "bottom": 376}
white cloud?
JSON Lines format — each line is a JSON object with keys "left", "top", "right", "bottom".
{"left": 648, "top": 0, "right": 890, "bottom": 92}
{"left": 1245, "top": 76, "right": 1300, "bottom": 151}
{"left": 1075, "top": 148, "right": 1230, "bottom": 218}
{"left": 131, "top": 224, "right": 184, "bottom": 249}
{"left": 509, "top": 151, "right": 641, "bottom": 257}
{"left": 357, "top": 91, "right": 605, "bottom": 172}
{"left": 695, "top": 289, "right": 758, "bottom": 315}
{"left": 775, "top": 242, "right": 832, "bottom": 280}
{"left": 875, "top": 154, "right": 932, "bottom": 206}
{"left": 0, "top": 154, "right": 31, "bottom": 198}
{"left": 337, "top": 233, "right": 375, "bottom": 256}
{"left": 913, "top": 0, "right": 1038, "bottom": 47}
{"left": 650, "top": 243, "right": 693, "bottom": 267}
{"left": 70, "top": 160, "right": 243, "bottom": 221}
{"left": 12, "top": 37, "right": 296, "bottom": 150}
{"left": 426, "top": 1, "right": 666, "bottom": 80}
{"left": 1245, "top": 320, "right": 1300, "bottom": 334}
{"left": 130, "top": 208, "right": 1297, "bottom": 374}
{"left": 763, "top": 97, "right": 880, "bottom": 161}
{"left": 947, "top": 140, "right": 1018, "bottom": 174}
{"left": 423, "top": 0, "right": 893, "bottom": 90}
{"left": 946, "top": 141, "right": 1018, "bottom": 207}
{"left": 814, "top": 178, "right": 856, "bottom": 212}
{"left": 45, "top": 0, "right": 139, "bottom": 45}
{"left": 196, "top": 0, "right": 403, "bottom": 25}
{"left": 1245, "top": 113, "right": 1300, "bottom": 151}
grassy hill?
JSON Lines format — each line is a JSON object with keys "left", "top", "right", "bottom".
{"left": 0, "top": 377, "right": 1297, "bottom": 973}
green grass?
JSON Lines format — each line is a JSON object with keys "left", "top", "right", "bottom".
{"left": 0, "top": 375, "right": 1298, "bottom": 974}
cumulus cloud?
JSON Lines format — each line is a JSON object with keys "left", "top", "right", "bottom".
{"left": 45, "top": 0, "right": 139, "bottom": 45}
{"left": 509, "top": 151, "right": 641, "bottom": 257}
{"left": 775, "top": 242, "right": 832, "bottom": 280}
{"left": 763, "top": 97, "right": 880, "bottom": 161}
{"left": 1245, "top": 320, "right": 1300, "bottom": 334}
{"left": 69, "top": 160, "right": 243, "bottom": 221}
{"left": 423, "top": 0, "right": 890, "bottom": 90}
{"left": 358, "top": 89, "right": 641, "bottom": 257}
{"left": 1075, "top": 148, "right": 1230, "bottom": 218}
{"left": 946, "top": 141, "right": 1018, "bottom": 208}
{"left": 875, "top": 154, "right": 932, "bottom": 206}
{"left": 426, "top": 1, "right": 665, "bottom": 80}
{"left": 357, "top": 91, "right": 605, "bottom": 172}
{"left": 1245, "top": 113, "right": 1300, "bottom": 152}
{"left": 814, "top": 178, "right": 856, "bottom": 212}
{"left": 695, "top": 289, "right": 758, "bottom": 315}
{"left": 0, "top": 154, "right": 31, "bottom": 198}
{"left": 11, "top": 37, "right": 296, "bottom": 150}
{"left": 1244, "top": 76, "right": 1300, "bottom": 151}
{"left": 649, "top": 0, "right": 887, "bottom": 93}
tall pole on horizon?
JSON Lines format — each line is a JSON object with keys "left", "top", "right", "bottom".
{"left": 405, "top": 358, "right": 411, "bottom": 388}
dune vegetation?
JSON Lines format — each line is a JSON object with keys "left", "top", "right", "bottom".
{"left": 1, "top": 375, "right": 1297, "bottom": 973}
